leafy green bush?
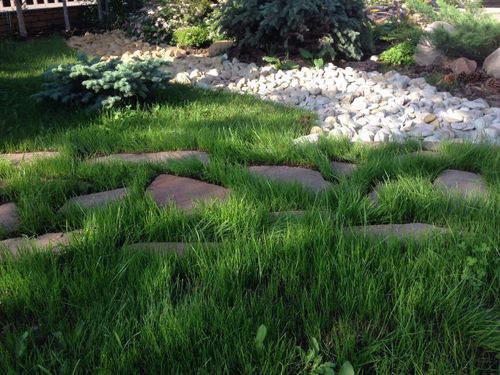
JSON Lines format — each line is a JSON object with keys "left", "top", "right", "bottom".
{"left": 429, "top": 17, "right": 500, "bottom": 62}
{"left": 219, "top": 0, "right": 370, "bottom": 60}
{"left": 126, "top": 0, "right": 224, "bottom": 45}
{"left": 380, "top": 41, "right": 416, "bottom": 65}
{"left": 32, "top": 57, "right": 171, "bottom": 111}
{"left": 173, "top": 26, "right": 210, "bottom": 48}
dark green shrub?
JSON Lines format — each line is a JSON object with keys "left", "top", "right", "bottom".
{"left": 32, "top": 57, "right": 171, "bottom": 111}
{"left": 219, "top": 0, "right": 370, "bottom": 60}
{"left": 380, "top": 41, "right": 416, "bottom": 65}
{"left": 173, "top": 26, "right": 211, "bottom": 48}
{"left": 126, "top": 0, "right": 223, "bottom": 44}
{"left": 430, "top": 17, "right": 500, "bottom": 62}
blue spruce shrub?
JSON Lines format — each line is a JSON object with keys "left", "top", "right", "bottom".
{"left": 32, "top": 56, "right": 171, "bottom": 111}
{"left": 219, "top": 0, "right": 370, "bottom": 60}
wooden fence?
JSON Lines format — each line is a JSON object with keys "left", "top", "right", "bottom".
{"left": 0, "top": 0, "right": 92, "bottom": 37}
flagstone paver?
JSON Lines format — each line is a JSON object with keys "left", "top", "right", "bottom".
{"left": 331, "top": 161, "right": 358, "bottom": 177}
{"left": 1, "top": 152, "right": 60, "bottom": 165}
{"left": 248, "top": 166, "right": 332, "bottom": 192}
{"left": 399, "top": 151, "right": 440, "bottom": 159}
{"left": 352, "top": 223, "right": 449, "bottom": 240}
{"left": 60, "top": 188, "right": 129, "bottom": 211}
{"left": 0, "top": 202, "right": 19, "bottom": 234}
{"left": 124, "top": 242, "right": 217, "bottom": 256}
{"left": 433, "top": 169, "right": 488, "bottom": 199}
{"left": 92, "top": 151, "right": 209, "bottom": 165}
{"left": 147, "top": 174, "right": 231, "bottom": 212}
{"left": 0, "top": 231, "right": 79, "bottom": 257}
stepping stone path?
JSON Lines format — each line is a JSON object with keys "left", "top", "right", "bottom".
{"left": 147, "top": 174, "right": 231, "bottom": 212}
{"left": 352, "top": 223, "right": 449, "bottom": 240}
{"left": 0, "top": 202, "right": 19, "bottom": 234}
{"left": 60, "top": 188, "right": 129, "bottom": 211}
{"left": 433, "top": 169, "right": 488, "bottom": 199}
{"left": 1, "top": 152, "right": 60, "bottom": 165}
{"left": 248, "top": 166, "right": 332, "bottom": 192}
{"left": 124, "top": 242, "right": 216, "bottom": 256}
{"left": 331, "top": 161, "right": 357, "bottom": 177}
{"left": 0, "top": 231, "right": 79, "bottom": 257}
{"left": 92, "top": 151, "right": 209, "bottom": 166}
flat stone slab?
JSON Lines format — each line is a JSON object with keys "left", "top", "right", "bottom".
{"left": 0, "top": 231, "right": 79, "bottom": 257}
{"left": 147, "top": 174, "right": 231, "bottom": 212}
{"left": 92, "top": 151, "right": 209, "bottom": 165}
{"left": 0, "top": 202, "right": 19, "bottom": 234}
{"left": 352, "top": 223, "right": 449, "bottom": 240}
{"left": 433, "top": 169, "right": 488, "bottom": 199}
{"left": 399, "top": 151, "right": 440, "bottom": 159}
{"left": 1, "top": 152, "right": 60, "bottom": 165}
{"left": 331, "top": 161, "right": 358, "bottom": 176}
{"left": 124, "top": 242, "right": 217, "bottom": 256}
{"left": 61, "top": 188, "right": 129, "bottom": 211}
{"left": 248, "top": 166, "right": 332, "bottom": 192}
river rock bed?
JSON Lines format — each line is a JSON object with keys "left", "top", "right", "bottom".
{"left": 67, "top": 33, "right": 500, "bottom": 146}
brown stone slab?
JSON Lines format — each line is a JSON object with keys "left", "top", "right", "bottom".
{"left": 124, "top": 242, "right": 217, "bottom": 256}
{"left": 92, "top": 151, "right": 209, "bottom": 165}
{"left": 0, "top": 231, "right": 80, "bottom": 257}
{"left": 61, "top": 188, "right": 129, "bottom": 211}
{"left": 147, "top": 174, "right": 231, "bottom": 212}
{"left": 352, "top": 223, "right": 449, "bottom": 240}
{"left": 248, "top": 166, "right": 332, "bottom": 192}
{"left": 433, "top": 169, "right": 488, "bottom": 199}
{"left": 0, "top": 202, "right": 19, "bottom": 234}
{"left": 1, "top": 152, "right": 60, "bottom": 165}
{"left": 331, "top": 161, "right": 358, "bottom": 177}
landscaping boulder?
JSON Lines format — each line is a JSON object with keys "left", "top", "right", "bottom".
{"left": 483, "top": 46, "right": 500, "bottom": 78}
{"left": 208, "top": 40, "right": 234, "bottom": 57}
{"left": 448, "top": 57, "right": 477, "bottom": 75}
{"left": 424, "top": 21, "right": 455, "bottom": 34}
{"left": 415, "top": 43, "right": 447, "bottom": 66}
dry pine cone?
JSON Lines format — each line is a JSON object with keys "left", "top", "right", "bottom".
{"left": 486, "top": 78, "right": 500, "bottom": 93}
{"left": 457, "top": 71, "right": 486, "bottom": 83}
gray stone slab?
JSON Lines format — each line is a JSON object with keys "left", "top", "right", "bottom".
{"left": 124, "top": 242, "right": 217, "bottom": 256}
{"left": 352, "top": 223, "right": 449, "bottom": 240}
{"left": 249, "top": 166, "right": 332, "bottom": 192}
{"left": 433, "top": 169, "right": 488, "bottom": 199}
{"left": 61, "top": 188, "right": 129, "bottom": 211}
{"left": 1, "top": 152, "right": 60, "bottom": 165}
{"left": 147, "top": 174, "right": 231, "bottom": 212}
{"left": 0, "top": 231, "right": 80, "bottom": 257}
{"left": 0, "top": 202, "right": 19, "bottom": 234}
{"left": 92, "top": 151, "right": 209, "bottom": 165}
{"left": 331, "top": 161, "right": 358, "bottom": 176}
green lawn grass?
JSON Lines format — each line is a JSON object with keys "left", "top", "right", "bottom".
{"left": 0, "top": 37, "right": 499, "bottom": 374}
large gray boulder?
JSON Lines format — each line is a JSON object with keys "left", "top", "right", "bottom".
{"left": 415, "top": 44, "right": 447, "bottom": 66}
{"left": 483, "top": 46, "right": 500, "bottom": 78}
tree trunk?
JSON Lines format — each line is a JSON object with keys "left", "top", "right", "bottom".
{"left": 97, "top": 0, "right": 104, "bottom": 25}
{"left": 14, "top": 0, "right": 27, "bottom": 38}
{"left": 62, "top": 0, "right": 71, "bottom": 32}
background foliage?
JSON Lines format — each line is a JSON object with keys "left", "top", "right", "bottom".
{"left": 218, "top": 0, "right": 371, "bottom": 60}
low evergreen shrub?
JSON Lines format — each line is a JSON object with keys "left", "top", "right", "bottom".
{"left": 429, "top": 18, "right": 500, "bottom": 62}
{"left": 218, "top": 0, "right": 370, "bottom": 60}
{"left": 380, "top": 41, "right": 416, "bottom": 65}
{"left": 32, "top": 57, "right": 171, "bottom": 111}
{"left": 173, "top": 26, "right": 211, "bottom": 48}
